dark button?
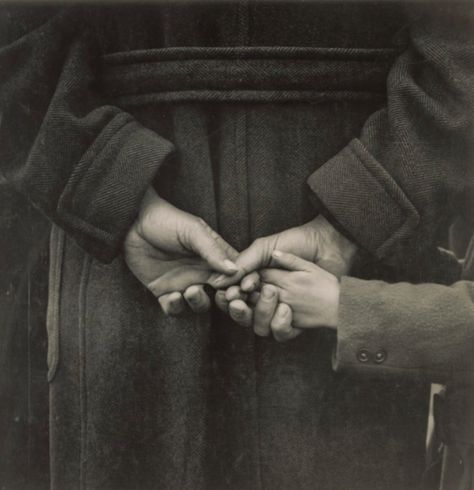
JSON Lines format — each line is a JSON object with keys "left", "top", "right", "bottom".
{"left": 357, "top": 349, "right": 370, "bottom": 363}
{"left": 374, "top": 350, "right": 387, "bottom": 364}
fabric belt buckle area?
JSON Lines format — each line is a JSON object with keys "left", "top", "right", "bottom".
{"left": 100, "top": 46, "right": 398, "bottom": 106}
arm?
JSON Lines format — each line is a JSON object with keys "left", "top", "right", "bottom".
{"left": 307, "top": 3, "right": 474, "bottom": 260}
{"left": 243, "top": 251, "right": 473, "bottom": 384}
{"left": 0, "top": 6, "right": 240, "bottom": 315}
{"left": 334, "top": 277, "right": 474, "bottom": 384}
{"left": 0, "top": 6, "right": 174, "bottom": 262}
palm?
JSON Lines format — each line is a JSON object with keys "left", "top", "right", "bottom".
{"left": 124, "top": 188, "right": 238, "bottom": 298}
{"left": 124, "top": 225, "right": 213, "bottom": 294}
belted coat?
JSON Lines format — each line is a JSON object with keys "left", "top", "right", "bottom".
{"left": 1, "top": 2, "right": 473, "bottom": 489}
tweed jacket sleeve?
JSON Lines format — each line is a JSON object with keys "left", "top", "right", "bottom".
{"left": 333, "top": 274, "right": 474, "bottom": 384}
{"left": 307, "top": 3, "right": 474, "bottom": 261}
{"left": 0, "top": 7, "right": 174, "bottom": 262}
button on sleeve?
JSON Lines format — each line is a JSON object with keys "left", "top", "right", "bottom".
{"left": 357, "top": 349, "right": 371, "bottom": 363}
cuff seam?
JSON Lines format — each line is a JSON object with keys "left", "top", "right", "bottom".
{"left": 57, "top": 114, "right": 135, "bottom": 217}
{"left": 347, "top": 139, "right": 420, "bottom": 257}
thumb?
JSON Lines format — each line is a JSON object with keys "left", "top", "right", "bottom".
{"left": 189, "top": 219, "right": 238, "bottom": 275}
{"left": 271, "top": 250, "right": 315, "bottom": 272}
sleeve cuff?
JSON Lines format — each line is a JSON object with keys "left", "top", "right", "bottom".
{"left": 307, "top": 139, "right": 420, "bottom": 259}
{"left": 333, "top": 276, "right": 461, "bottom": 383}
{"left": 57, "top": 115, "right": 174, "bottom": 262}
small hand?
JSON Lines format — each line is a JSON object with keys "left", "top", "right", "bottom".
{"left": 124, "top": 187, "right": 238, "bottom": 315}
{"left": 261, "top": 250, "right": 340, "bottom": 330}
{"left": 220, "top": 250, "right": 340, "bottom": 341}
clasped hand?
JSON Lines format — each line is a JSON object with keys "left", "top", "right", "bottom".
{"left": 124, "top": 187, "right": 356, "bottom": 341}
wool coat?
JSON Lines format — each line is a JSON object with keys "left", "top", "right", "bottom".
{"left": 336, "top": 225, "right": 474, "bottom": 489}
{"left": 1, "top": 2, "right": 473, "bottom": 490}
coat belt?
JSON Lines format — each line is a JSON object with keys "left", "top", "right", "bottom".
{"left": 100, "top": 46, "right": 398, "bottom": 105}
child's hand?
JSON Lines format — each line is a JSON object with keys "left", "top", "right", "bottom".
{"left": 261, "top": 250, "right": 340, "bottom": 330}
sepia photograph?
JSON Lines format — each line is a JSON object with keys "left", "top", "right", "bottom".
{"left": 0, "top": 1, "right": 473, "bottom": 489}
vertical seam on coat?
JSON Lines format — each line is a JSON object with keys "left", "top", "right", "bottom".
{"left": 79, "top": 254, "right": 92, "bottom": 490}
{"left": 244, "top": 109, "right": 263, "bottom": 490}
{"left": 47, "top": 225, "right": 65, "bottom": 382}
{"left": 239, "top": 4, "right": 262, "bottom": 486}
{"left": 237, "top": 1, "right": 250, "bottom": 46}
{"left": 27, "top": 250, "right": 32, "bottom": 481}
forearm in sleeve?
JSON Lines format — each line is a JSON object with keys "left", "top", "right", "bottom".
{"left": 308, "top": 3, "right": 474, "bottom": 260}
{"left": 0, "top": 7, "right": 174, "bottom": 262}
{"left": 334, "top": 276, "right": 474, "bottom": 384}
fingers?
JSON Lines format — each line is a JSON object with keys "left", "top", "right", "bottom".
{"left": 225, "top": 285, "right": 247, "bottom": 302}
{"left": 158, "top": 292, "right": 186, "bottom": 316}
{"left": 270, "top": 303, "right": 302, "bottom": 342}
{"left": 271, "top": 250, "right": 315, "bottom": 272}
{"left": 228, "top": 299, "right": 253, "bottom": 327}
{"left": 253, "top": 284, "right": 278, "bottom": 337}
{"left": 183, "top": 285, "right": 211, "bottom": 313}
{"left": 215, "top": 290, "right": 229, "bottom": 313}
{"left": 241, "top": 272, "right": 260, "bottom": 293}
{"left": 209, "top": 236, "right": 274, "bottom": 289}
{"left": 259, "top": 268, "right": 289, "bottom": 287}
{"left": 190, "top": 219, "right": 239, "bottom": 275}
{"left": 235, "top": 237, "right": 274, "bottom": 278}
{"left": 148, "top": 264, "right": 210, "bottom": 297}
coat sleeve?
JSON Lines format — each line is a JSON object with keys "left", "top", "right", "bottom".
{"left": 307, "top": 2, "right": 474, "bottom": 260}
{"left": 333, "top": 275, "right": 474, "bottom": 384}
{"left": 0, "top": 7, "right": 174, "bottom": 262}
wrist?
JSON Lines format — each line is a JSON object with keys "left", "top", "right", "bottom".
{"left": 307, "top": 215, "right": 358, "bottom": 276}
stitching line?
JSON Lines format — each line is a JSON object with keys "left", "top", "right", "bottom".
{"left": 79, "top": 254, "right": 92, "bottom": 490}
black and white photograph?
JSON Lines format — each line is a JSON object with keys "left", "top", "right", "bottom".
{"left": 0, "top": 1, "right": 473, "bottom": 489}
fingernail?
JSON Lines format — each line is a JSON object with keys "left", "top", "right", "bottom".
{"left": 231, "top": 307, "right": 244, "bottom": 317}
{"left": 272, "top": 250, "right": 282, "bottom": 258}
{"left": 241, "top": 278, "right": 255, "bottom": 291}
{"left": 261, "top": 286, "right": 274, "bottom": 299}
{"left": 170, "top": 297, "right": 181, "bottom": 306}
{"left": 224, "top": 260, "right": 238, "bottom": 273}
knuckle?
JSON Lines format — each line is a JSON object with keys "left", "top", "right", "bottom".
{"left": 195, "top": 217, "right": 208, "bottom": 230}
{"left": 148, "top": 283, "right": 162, "bottom": 298}
{"left": 190, "top": 217, "right": 205, "bottom": 234}
{"left": 278, "top": 291, "right": 289, "bottom": 304}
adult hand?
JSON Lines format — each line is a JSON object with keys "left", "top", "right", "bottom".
{"left": 211, "top": 214, "right": 357, "bottom": 291}
{"left": 124, "top": 186, "right": 238, "bottom": 315}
